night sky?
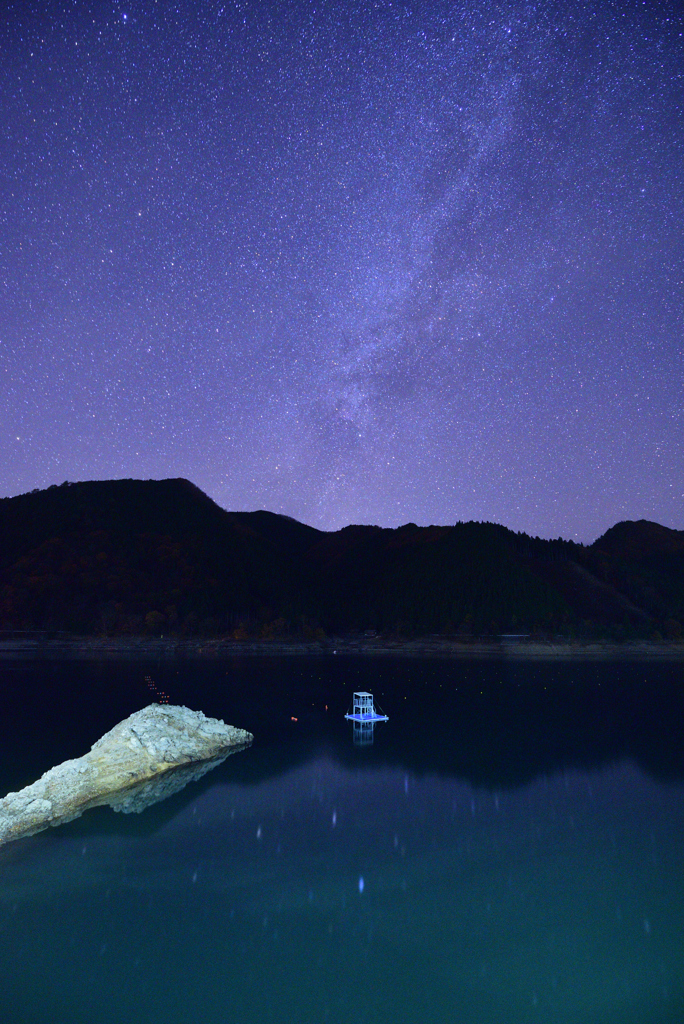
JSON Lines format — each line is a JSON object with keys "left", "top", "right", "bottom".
{"left": 2, "top": 1, "right": 682, "bottom": 541}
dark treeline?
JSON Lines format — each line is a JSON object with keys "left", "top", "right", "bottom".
{"left": 0, "top": 478, "right": 682, "bottom": 640}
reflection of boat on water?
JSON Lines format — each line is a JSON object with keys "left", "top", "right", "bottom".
{"left": 351, "top": 719, "right": 377, "bottom": 746}
{"left": 344, "top": 691, "right": 388, "bottom": 723}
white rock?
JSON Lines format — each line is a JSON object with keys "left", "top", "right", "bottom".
{"left": 0, "top": 704, "right": 252, "bottom": 846}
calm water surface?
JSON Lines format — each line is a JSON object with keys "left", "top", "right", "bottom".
{"left": 0, "top": 655, "right": 683, "bottom": 1024}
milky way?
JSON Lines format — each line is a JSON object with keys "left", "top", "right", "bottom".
{"left": 1, "top": 0, "right": 682, "bottom": 540}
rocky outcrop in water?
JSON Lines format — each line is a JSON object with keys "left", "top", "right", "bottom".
{"left": 0, "top": 704, "right": 253, "bottom": 846}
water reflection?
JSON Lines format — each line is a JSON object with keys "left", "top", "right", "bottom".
{"left": 106, "top": 752, "right": 234, "bottom": 814}
{"left": 1, "top": 656, "right": 684, "bottom": 1023}
{"left": 1, "top": 753, "right": 683, "bottom": 1024}
{"left": 2, "top": 656, "right": 684, "bottom": 794}
{"left": 350, "top": 718, "right": 388, "bottom": 745}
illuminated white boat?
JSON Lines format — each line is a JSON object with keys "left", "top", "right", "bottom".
{"left": 344, "top": 691, "right": 388, "bottom": 722}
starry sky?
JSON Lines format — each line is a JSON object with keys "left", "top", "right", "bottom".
{"left": 1, "top": 0, "right": 682, "bottom": 541}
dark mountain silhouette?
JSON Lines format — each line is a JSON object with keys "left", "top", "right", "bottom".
{"left": 593, "top": 519, "right": 684, "bottom": 560}
{"left": 0, "top": 479, "right": 316, "bottom": 636}
{"left": 584, "top": 519, "right": 684, "bottom": 633}
{"left": 0, "top": 478, "right": 681, "bottom": 638}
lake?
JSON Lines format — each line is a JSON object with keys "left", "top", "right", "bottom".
{"left": 1, "top": 655, "right": 683, "bottom": 1023}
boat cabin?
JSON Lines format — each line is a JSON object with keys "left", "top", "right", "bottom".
{"left": 345, "top": 691, "right": 389, "bottom": 722}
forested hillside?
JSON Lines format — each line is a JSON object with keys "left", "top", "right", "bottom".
{"left": 0, "top": 479, "right": 681, "bottom": 639}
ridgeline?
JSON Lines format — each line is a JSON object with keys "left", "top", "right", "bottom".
{"left": 0, "top": 478, "right": 682, "bottom": 641}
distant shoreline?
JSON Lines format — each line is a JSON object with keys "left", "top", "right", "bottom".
{"left": 0, "top": 635, "right": 683, "bottom": 661}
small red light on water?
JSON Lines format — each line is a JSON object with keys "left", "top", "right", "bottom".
{"left": 291, "top": 716, "right": 298, "bottom": 722}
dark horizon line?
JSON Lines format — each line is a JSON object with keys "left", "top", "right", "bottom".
{"left": 2, "top": 474, "right": 681, "bottom": 549}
